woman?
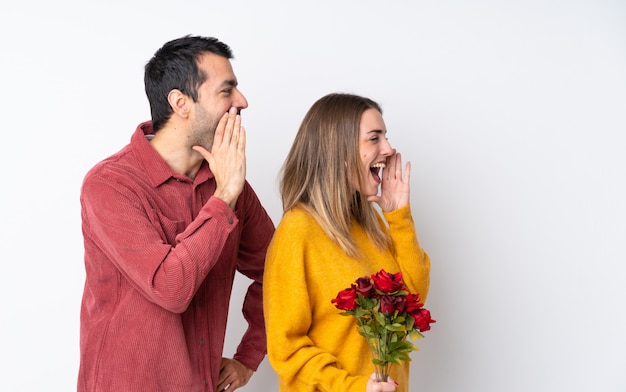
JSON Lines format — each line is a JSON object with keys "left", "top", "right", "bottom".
{"left": 264, "top": 93, "right": 431, "bottom": 392}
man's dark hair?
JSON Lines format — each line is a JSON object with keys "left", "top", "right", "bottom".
{"left": 144, "top": 35, "right": 233, "bottom": 131}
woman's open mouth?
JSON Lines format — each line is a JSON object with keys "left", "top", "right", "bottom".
{"left": 370, "top": 162, "right": 386, "bottom": 183}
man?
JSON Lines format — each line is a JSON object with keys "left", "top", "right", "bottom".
{"left": 78, "top": 35, "right": 275, "bottom": 392}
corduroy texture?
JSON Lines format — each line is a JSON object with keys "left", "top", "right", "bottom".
{"left": 264, "top": 205, "right": 430, "bottom": 392}
{"left": 78, "top": 121, "right": 275, "bottom": 391}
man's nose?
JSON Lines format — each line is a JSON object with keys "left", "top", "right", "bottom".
{"left": 234, "top": 90, "right": 248, "bottom": 113}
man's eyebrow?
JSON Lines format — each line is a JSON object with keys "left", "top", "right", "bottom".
{"left": 219, "top": 79, "right": 237, "bottom": 88}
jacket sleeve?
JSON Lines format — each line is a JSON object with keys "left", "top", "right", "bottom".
{"left": 383, "top": 205, "right": 431, "bottom": 302}
{"left": 233, "top": 182, "right": 276, "bottom": 371}
{"left": 81, "top": 175, "right": 239, "bottom": 313}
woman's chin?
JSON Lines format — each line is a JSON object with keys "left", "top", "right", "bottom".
{"left": 362, "top": 187, "right": 380, "bottom": 198}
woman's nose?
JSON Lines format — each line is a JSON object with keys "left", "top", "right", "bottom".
{"left": 382, "top": 138, "right": 394, "bottom": 156}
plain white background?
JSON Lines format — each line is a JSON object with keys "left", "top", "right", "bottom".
{"left": 1, "top": 1, "right": 625, "bottom": 391}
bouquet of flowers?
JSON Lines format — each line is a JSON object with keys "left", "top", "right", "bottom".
{"left": 331, "top": 269, "right": 435, "bottom": 382}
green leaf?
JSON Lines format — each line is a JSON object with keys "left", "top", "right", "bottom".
{"left": 406, "top": 315, "right": 415, "bottom": 330}
{"left": 389, "top": 340, "right": 416, "bottom": 353}
{"left": 396, "top": 352, "right": 412, "bottom": 362}
{"left": 385, "top": 323, "right": 407, "bottom": 332}
{"left": 359, "top": 296, "right": 378, "bottom": 310}
{"left": 408, "top": 329, "right": 424, "bottom": 340}
{"left": 372, "top": 358, "right": 387, "bottom": 366}
{"left": 374, "top": 312, "right": 387, "bottom": 327}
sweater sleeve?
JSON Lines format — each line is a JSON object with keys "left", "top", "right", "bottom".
{"left": 263, "top": 211, "right": 369, "bottom": 392}
{"left": 383, "top": 205, "right": 431, "bottom": 302}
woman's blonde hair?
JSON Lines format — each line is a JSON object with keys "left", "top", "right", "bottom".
{"left": 280, "top": 93, "right": 392, "bottom": 258}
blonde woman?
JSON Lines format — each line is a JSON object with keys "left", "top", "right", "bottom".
{"left": 264, "top": 93, "right": 431, "bottom": 392}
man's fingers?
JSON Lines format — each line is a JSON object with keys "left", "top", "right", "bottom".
{"left": 238, "top": 126, "right": 246, "bottom": 153}
{"left": 191, "top": 145, "right": 210, "bottom": 159}
{"left": 213, "top": 108, "right": 239, "bottom": 150}
{"left": 223, "top": 108, "right": 236, "bottom": 144}
{"left": 230, "top": 113, "right": 241, "bottom": 146}
{"left": 213, "top": 112, "right": 229, "bottom": 147}
{"left": 217, "top": 358, "right": 251, "bottom": 391}
{"left": 222, "top": 108, "right": 238, "bottom": 145}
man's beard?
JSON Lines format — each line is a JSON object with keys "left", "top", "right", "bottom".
{"left": 190, "top": 106, "right": 220, "bottom": 150}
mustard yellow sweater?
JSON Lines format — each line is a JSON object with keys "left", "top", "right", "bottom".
{"left": 264, "top": 205, "right": 430, "bottom": 392}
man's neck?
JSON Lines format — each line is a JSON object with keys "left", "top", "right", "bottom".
{"left": 149, "top": 126, "right": 203, "bottom": 180}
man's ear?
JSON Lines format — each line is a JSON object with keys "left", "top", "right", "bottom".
{"left": 167, "top": 89, "right": 191, "bottom": 119}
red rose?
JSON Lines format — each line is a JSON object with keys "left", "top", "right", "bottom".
{"left": 371, "top": 269, "right": 405, "bottom": 293}
{"left": 331, "top": 286, "right": 358, "bottom": 311}
{"left": 379, "top": 294, "right": 407, "bottom": 315}
{"left": 410, "top": 308, "right": 436, "bottom": 332}
{"left": 355, "top": 277, "right": 374, "bottom": 297}
{"left": 404, "top": 293, "right": 423, "bottom": 313}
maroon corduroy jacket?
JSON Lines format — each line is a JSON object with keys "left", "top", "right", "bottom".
{"left": 78, "top": 121, "right": 275, "bottom": 391}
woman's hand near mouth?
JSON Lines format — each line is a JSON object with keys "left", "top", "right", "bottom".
{"left": 367, "top": 152, "right": 411, "bottom": 212}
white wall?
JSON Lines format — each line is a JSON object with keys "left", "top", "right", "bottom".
{"left": 1, "top": 1, "right": 624, "bottom": 391}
